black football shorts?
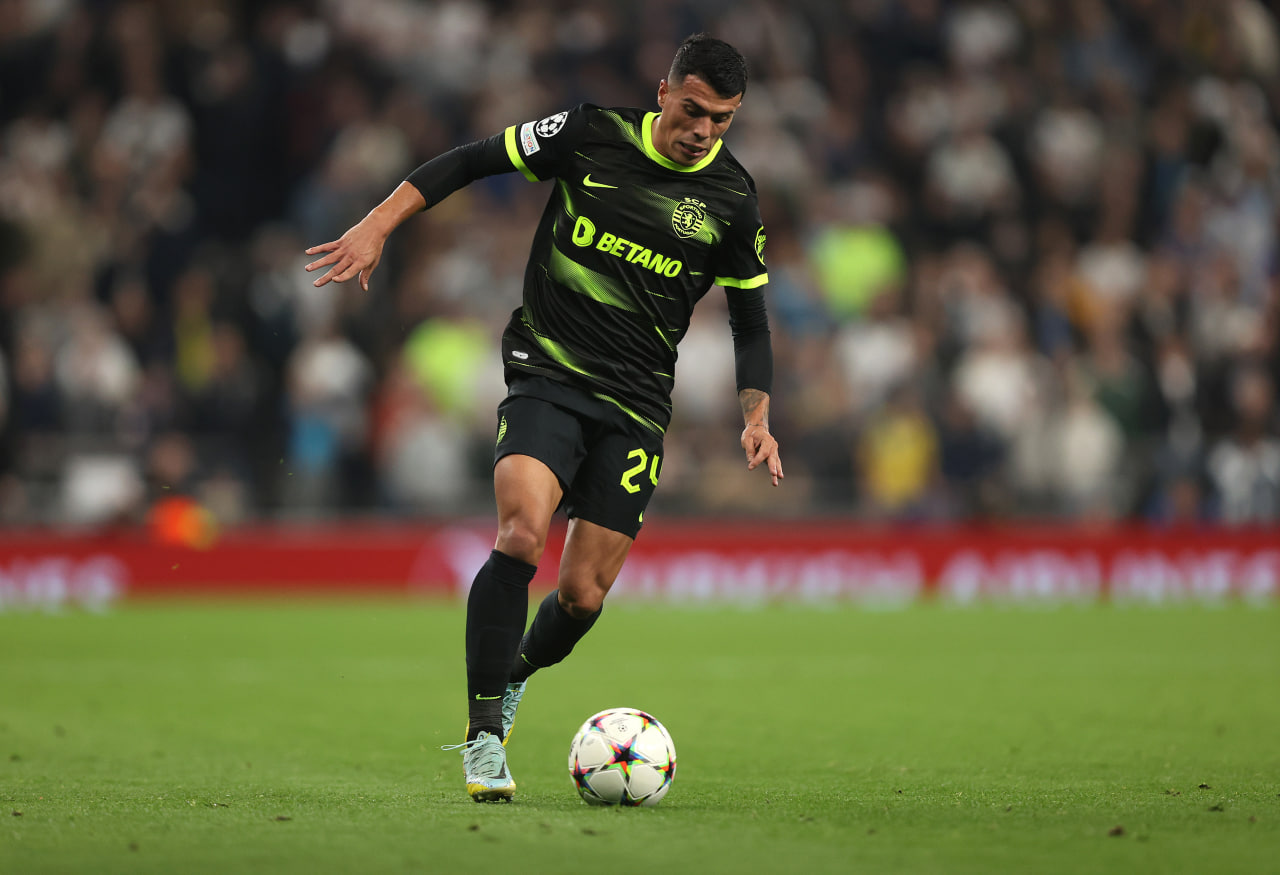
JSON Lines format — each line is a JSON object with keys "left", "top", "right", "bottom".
{"left": 494, "top": 393, "right": 664, "bottom": 539}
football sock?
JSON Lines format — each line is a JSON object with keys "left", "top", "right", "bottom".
{"left": 509, "top": 588, "right": 602, "bottom": 684}
{"left": 465, "top": 549, "right": 536, "bottom": 741}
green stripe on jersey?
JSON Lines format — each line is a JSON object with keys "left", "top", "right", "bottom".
{"left": 522, "top": 320, "right": 596, "bottom": 379}
{"left": 597, "top": 110, "right": 646, "bottom": 151}
{"left": 653, "top": 325, "right": 676, "bottom": 352}
{"left": 717, "top": 272, "right": 769, "bottom": 290}
{"left": 548, "top": 244, "right": 639, "bottom": 312}
{"left": 504, "top": 126, "right": 540, "bottom": 182}
{"left": 593, "top": 392, "right": 666, "bottom": 435}
{"left": 556, "top": 179, "right": 579, "bottom": 218}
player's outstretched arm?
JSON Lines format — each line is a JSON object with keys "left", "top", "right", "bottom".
{"left": 305, "top": 182, "right": 427, "bottom": 291}
{"left": 739, "top": 388, "right": 783, "bottom": 487}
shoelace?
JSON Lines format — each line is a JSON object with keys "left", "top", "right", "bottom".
{"left": 441, "top": 733, "right": 507, "bottom": 778}
{"left": 501, "top": 683, "right": 524, "bottom": 729}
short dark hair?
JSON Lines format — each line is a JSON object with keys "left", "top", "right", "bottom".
{"left": 668, "top": 33, "right": 748, "bottom": 98}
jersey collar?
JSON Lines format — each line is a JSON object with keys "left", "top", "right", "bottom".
{"left": 642, "top": 112, "right": 722, "bottom": 172}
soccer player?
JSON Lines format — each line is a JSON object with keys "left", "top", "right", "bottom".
{"left": 306, "top": 34, "right": 782, "bottom": 802}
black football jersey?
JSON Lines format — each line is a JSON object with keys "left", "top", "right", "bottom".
{"left": 496, "top": 104, "right": 768, "bottom": 434}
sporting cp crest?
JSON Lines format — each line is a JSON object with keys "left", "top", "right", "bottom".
{"left": 671, "top": 198, "right": 706, "bottom": 239}
{"left": 754, "top": 226, "right": 766, "bottom": 264}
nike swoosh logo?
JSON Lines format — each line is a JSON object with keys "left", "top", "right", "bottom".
{"left": 475, "top": 694, "right": 502, "bottom": 700}
{"left": 583, "top": 174, "right": 617, "bottom": 189}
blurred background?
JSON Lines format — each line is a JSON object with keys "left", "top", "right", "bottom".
{"left": 1, "top": 0, "right": 1278, "bottom": 531}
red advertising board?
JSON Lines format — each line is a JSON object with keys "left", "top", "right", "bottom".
{"left": 0, "top": 520, "right": 1276, "bottom": 609}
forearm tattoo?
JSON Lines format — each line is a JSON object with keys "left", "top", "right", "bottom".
{"left": 739, "top": 388, "right": 770, "bottom": 428}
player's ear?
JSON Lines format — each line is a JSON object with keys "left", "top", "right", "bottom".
{"left": 657, "top": 79, "right": 669, "bottom": 108}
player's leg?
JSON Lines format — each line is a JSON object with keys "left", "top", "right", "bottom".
{"left": 454, "top": 454, "right": 561, "bottom": 802}
{"left": 466, "top": 396, "right": 583, "bottom": 740}
{"left": 509, "top": 518, "right": 632, "bottom": 684}
{"left": 454, "top": 398, "right": 583, "bottom": 801}
{"left": 464, "top": 453, "right": 561, "bottom": 739}
{"left": 509, "top": 423, "right": 658, "bottom": 686}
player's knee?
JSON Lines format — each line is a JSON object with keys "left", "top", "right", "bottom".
{"left": 495, "top": 522, "right": 545, "bottom": 566}
{"left": 558, "top": 586, "right": 605, "bottom": 619}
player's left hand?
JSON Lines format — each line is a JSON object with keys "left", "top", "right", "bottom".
{"left": 741, "top": 424, "right": 783, "bottom": 487}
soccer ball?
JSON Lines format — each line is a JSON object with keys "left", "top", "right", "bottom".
{"left": 568, "top": 708, "right": 677, "bottom": 806}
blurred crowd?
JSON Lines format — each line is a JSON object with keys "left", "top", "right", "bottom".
{"left": 1, "top": 0, "right": 1279, "bottom": 527}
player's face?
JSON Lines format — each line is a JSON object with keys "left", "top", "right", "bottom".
{"left": 654, "top": 74, "right": 742, "bottom": 166}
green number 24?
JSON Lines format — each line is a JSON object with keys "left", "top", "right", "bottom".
{"left": 620, "top": 449, "right": 661, "bottom": 494}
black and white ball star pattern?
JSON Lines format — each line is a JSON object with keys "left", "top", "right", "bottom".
{"left": 535, "top": 112, "right": 568, "bottom": 137}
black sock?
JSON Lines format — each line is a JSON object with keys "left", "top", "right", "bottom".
{"left": 466, "top": 549, "right": 536, "bottom": 740}
{"left": 509, "top": 589, "right": 601, "bottom": 684}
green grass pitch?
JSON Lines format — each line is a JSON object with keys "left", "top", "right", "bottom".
{"left": 2, "top": 598, "right": 1277, "bottom": 874}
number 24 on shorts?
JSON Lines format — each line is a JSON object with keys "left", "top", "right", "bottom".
{"left": 620, "top": 449, "right": 661, "bottom": 494}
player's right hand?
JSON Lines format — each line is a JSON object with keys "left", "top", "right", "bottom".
{"left": 304, "top": 219, "right": 387, "bottom": 291}
{"left": 741, "top": 422, "right": 784, "bottom": 487}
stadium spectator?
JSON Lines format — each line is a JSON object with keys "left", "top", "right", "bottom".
{"left": 0, "top": 0, "right": 1277, "bottom": 528}
{"left": 1207, "top": 365, "right": 1280, "bottom": 523}
{"left": 855, "top": 382, "right": 940, "bottom": 519}
{"left": 281, "top": 319, "right": 374, "bottom": 513}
